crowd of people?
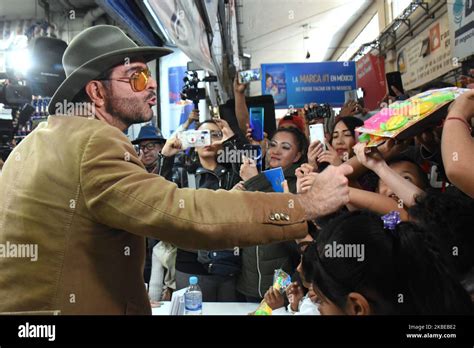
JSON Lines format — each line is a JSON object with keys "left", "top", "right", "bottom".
{"left": 0, "top": 25, "right": 472, "bottom": 316}
{"left": 135, "top": 72, "right": 474, "bottom": 315}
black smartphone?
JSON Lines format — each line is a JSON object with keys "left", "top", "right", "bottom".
{"left": 386, "top": 71, "right": 405, "bottom": 97}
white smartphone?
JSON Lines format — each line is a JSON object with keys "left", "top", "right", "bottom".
{"left": 309, "top": 124, "right": 327, "bottom": 150}
{"left": 177, "top": 130, "right": 211, "bottom": 148}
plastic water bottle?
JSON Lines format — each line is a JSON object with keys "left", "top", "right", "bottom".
{"left": 184, "top": 276, "right": 202, "bottom": 315}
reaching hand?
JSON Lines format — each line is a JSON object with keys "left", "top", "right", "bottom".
{"left": 317, "top": 143, "right": 343, "bottom": 166}
{"left": 239, "top": 155, "right": 259, "bottom": 181}
{"left": 338, "top": 100, "right": 359, "bottom": 117}
{"left": 353, "top": 143, "right": 386, "bottom": 172}
{"left": 234, "top": 76, "right": 247, "bottom": 94}
{"left": 183, "top": 110, "right": 200, "bottom": 129}
{"left": 447, "top": 89, "right": 474, "bottom": 122}
{"left": 295, "top": 163, "right": 317, "bottom": 194}
{"left": 378, "top": 138, "right": 410, "bottom": 160}
{"left": 296, "top": 164, "right": 352, "bottom": 220}
{"left": 161, "top": 137, "right": 184, "bottom": 157}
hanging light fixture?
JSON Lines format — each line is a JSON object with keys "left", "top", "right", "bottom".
{"left": 303, "top": 24, "right": 310, "bottom": 59}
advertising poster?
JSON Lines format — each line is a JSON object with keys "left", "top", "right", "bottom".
{"left": 356, "top": 53, "right": 386, "bottom": 110}
{"left": 396, "top": 13, "right": 454, "bottom": 90}
{"left": 261, "top": 62, "right": 356, "bottom": 108}
{"left": 448, "top": 0, "right": 474, "bottom": 60}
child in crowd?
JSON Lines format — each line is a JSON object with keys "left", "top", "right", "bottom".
{"left": 262, "top": 236, "right": 320, "bottom": 315}
{"left": 346, "top": 143, "right": 429, "bottom": 219}
{"left": 303, "top": 211, "right": 473, "bottom": 315}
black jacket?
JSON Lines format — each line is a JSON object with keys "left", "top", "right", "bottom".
{"left": 237, "top": 163, "right": 301, "bottom": 299}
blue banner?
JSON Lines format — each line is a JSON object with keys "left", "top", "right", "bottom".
{"left": 261, "top": 62, "right": 356, "bottom": 108}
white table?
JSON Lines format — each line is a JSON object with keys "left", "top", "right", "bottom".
{"left": 152, "top": 302, "right": 260, "bottom": 315}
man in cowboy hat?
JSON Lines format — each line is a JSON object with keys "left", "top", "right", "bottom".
{"left": 0, "top": 25, "right": 352, "bottom": 314}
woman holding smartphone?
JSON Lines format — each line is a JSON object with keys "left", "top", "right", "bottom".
{"left": 235, "top": 126, "right": 308, "bottom": 302}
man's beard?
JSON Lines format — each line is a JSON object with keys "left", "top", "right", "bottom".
{"left": 104, "top": 90, "right": 155, "bottom": 127}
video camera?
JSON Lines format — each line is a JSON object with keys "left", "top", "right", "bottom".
{"left": 180, "top": 70, "right": 217, "bottom": 109}
{"left": 0, "top": 73, "right": 34, "bottom": 161}
{"left": 304, "top": 103, "right": 332, "bottom": 121}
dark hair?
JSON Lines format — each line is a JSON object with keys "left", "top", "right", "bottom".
{"left": 184, "top": 120, "right": 220, "bottom": 173}
{"left": 409, "top": 188, "right": 474, "bottom": 279}
{"left": 271, "top": 126, "right": 309, "bottom": 164}
{"left": 385, "top": 156, "right": 429, "bottom": 189}
{"left": 195, "top": 119, "right": 218, "bottom": 130}
{"left": 305, "top": 210, "right": 473, "bottom": 314}
{"left": 330, "top": 116, "right": 363, "bottom": 144}
{"left": 71, "top": 67, "right": 114, "bottom": 104}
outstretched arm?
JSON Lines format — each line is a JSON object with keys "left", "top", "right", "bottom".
{"left": 353, "top": 143, "right": 424, "bottom": 207}
{"left": 348, "top": 187, "right": 409, "bottom": 220}
{"left": 441, "top": 90, "right": 474, "bottom": 198}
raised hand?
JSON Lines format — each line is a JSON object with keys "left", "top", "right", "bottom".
{"left": 296, "top": 164, "right": 352, "bottom": 220}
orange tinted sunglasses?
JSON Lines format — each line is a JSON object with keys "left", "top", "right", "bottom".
{"left": 98, "top": 68, "right": 152, "bottom": 92}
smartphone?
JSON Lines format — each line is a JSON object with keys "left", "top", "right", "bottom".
{"left": 249, "top": 107, "right": 264, "bottom": 141}
{"left": 356, "top": 88, "right": 364, "bottom": 99}
{"left": 177, "top": 130, "right": 211, "bottom": 148}
{"left": 344, "top": 90, "right": 358, "bottom": 103}
{"left": 238, "top": 68, "right": 261, "bottom": 84}
{"left": 263, "top": 167, "right": 285, "bottom": 193}
{"left": 243, "top": 144, "right": 262, "bottom": 171}
{"left": 386, "top": 72, "right": 405, "bottom": 97}
{"left": 309, "top": 124, "right": 326, "bottom": 150}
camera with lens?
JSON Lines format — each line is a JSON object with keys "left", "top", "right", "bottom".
{"left": 0, "top": 73, "right": 34, "bottom": 161}
{"left": 180, "top": 71, "right": 217, "bottom": 109}
{"left": 304, "top": 103, "right": 332, "bottom": 122}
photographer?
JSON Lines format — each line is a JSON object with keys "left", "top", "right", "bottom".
{"left": 158, "top": 118, "right": 244, "bottom": 302}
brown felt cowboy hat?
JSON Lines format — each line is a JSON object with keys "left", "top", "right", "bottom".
{"left": 48, "top": 25, "right": 172, "bottom": 115}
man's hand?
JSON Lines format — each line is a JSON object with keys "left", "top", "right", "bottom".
{"left": 263, "top": 287, "right": 285, "bottom": 310}
{"left": 161, "top": 137, "right": 183, "bottom": 157}
{"left": 296, "top": 164, "right": 352, "bottom": 220}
